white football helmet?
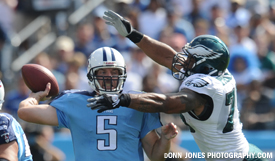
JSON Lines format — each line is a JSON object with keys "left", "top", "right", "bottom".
{"left": 87, "top": 47, "right": 127, "bottom": 94}
{"left": 0, "top": 80, "right": 5, "bottom": 110}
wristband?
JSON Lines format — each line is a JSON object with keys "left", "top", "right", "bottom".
{"left": 126, "top": 29, "right": 144, "bottom": 43}
{"left": 119, "top": 94, "right": 131, "bottom": 107}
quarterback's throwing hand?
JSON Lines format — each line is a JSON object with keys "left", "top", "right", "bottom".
{"left": 87, "top": 94, "right": 131, "bottom": 113}
{"left": 103, "top": 10, "right": 133, "bottom": 37}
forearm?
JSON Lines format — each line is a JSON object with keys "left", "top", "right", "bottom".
{"left": 128, "top": 93, "right": 190, "bottom": 114}
{"left": 18, "top": 97, "right": 58, "bottom": 126}
{"left": 136, "top": 35, "right": 177, "bottom": 69}
{"left": 150, "top": 136, "right": 171, "bottom": 161}
{"left": 128, "top": 93, "right": 167, "bottom": 113}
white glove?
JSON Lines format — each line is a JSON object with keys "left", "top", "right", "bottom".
{"left": 103, "top": 10, "right": 143, "bottom": 43}
{"left": 103, "top": 10, "right": 133, "bottom": 37}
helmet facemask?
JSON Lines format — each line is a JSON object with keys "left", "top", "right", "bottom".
{"left": 87, "top": 66, "right": 127, "bottom": 94}
{"left": 172, "top": 44, "right": 197, "bottom": 80}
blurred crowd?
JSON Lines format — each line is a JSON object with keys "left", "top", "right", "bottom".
{"left": 0, "top": 0, "right": 275, "bottom": 159}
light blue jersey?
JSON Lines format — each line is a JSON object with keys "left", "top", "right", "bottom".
{"left": 0, "top": 113, "right": 32, "bottom": 161}
{"left": 50, "top": 90, "right": 162, "bottom": 161}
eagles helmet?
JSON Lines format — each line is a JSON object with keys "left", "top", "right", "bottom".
{"left": 87, "top": 47, "right": 127, "bottom": 94}
{"left": 172, "top": 35, "right": 230, "bottom": 80}
{"left": 0, "top": 80, "right": 4, "bottom": 110}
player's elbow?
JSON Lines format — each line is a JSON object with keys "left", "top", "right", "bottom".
{"left": 17, "top": 107, "right": 29, "bottom": 121}
{"left": 17, "top": 108, "right": 25, "bottom": 120}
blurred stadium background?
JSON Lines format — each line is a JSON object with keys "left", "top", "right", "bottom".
{"left": 0, "top": 0, "right": 275, "bottom": 160}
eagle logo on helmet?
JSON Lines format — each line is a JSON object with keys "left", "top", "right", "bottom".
{"left": 187, "top": 45, "right": 223, "bottom": 60}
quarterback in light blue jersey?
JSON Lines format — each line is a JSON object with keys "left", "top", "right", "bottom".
{"left": 0, "top": 80, "right": 33, "bottom": 161}
{"left": 18, "top": 47, "right": 178, "bottom": 161}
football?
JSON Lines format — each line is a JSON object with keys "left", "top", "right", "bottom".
{"left": 21, "top": 64, "right": 59, "bottom": 97}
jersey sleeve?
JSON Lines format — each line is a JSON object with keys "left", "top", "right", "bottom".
{"left": 50, "top": 95, "right": 70, "bottom": 128}
{"left": 140, "top": 112, "right": 162, "bottom": 139}
{"left": 0, "top": 114, "right": 17, "bottom": 144}
{"left": 49, "top": 90, "right": 96, "bottom": 129}
{"left": 55, "top": 109, "right": 69, "bottom": 128}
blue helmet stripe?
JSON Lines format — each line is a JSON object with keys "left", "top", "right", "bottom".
{"left": 110, "top": 48, "right": 116, "bottom": 61}
{"left": 103, "top": 48, "right": 107, "bottom": 61}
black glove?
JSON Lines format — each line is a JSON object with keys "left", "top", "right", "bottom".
{"left": 87, "top": 94, "right": 131, "bottom": 113}
{"left": 103, "top": 10, "right": 143, "bottom": 43}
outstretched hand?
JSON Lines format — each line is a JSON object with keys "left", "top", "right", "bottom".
{"left": 87, "top": 94, "right": 131, "bottom": 113}
{"left": 161, "top": 122, "right": 178, "bottom": 140}
{"left": 87, "top": 94, "right": 122, "bottom": 113}
{"left": 103, "top": 10, "right": 143, "bottom": 43}
{"left": 103, "top": 10, "right": 133, "bottom": 37}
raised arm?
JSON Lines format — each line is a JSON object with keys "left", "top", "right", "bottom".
{"left": 103, "top": 10, "right": 177, "bottom": 69}
{"left": 136, "top": 35, "right": 177, "bottom": 69}
{"left": 18, "top": 83, "right": 58, "bottom": 126}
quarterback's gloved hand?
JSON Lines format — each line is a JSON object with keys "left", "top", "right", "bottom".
{"left": 103, "top": 10, "right": 143, "bottom": 43}
{"left": 87, "top": 94, "right": 131, "bottom": 113}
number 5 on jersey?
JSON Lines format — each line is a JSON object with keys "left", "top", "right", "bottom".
{"left": 97, "top": 116, "right": 117, "bottom": 150}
